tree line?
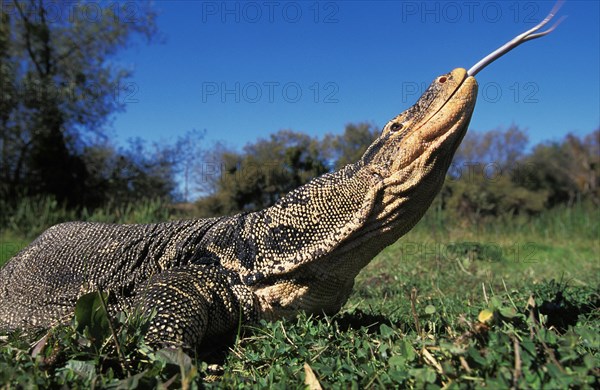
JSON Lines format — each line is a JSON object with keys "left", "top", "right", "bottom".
{"left": 192, "top": 125, "right": 599, "bottom": 222}
{"left": 1, "top": 1, "right": 597, "bottom": 226}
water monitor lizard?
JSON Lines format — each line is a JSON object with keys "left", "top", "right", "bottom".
{"left": 0, "top": 3, "right": 563, "bottom": 351}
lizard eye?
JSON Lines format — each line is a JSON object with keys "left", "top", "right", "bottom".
{"left": 438, "top": 76, "right": 447, "bottom": 83}
{"left": 390, "top": 122, "right": 403, "bottom": 132}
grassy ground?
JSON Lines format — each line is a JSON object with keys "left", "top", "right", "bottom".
{"left": 0, "top": 201, "right": 598, "bottom": 388}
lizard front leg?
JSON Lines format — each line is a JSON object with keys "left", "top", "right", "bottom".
{"left": 136, "top": 264, "right": 257, "bottom": 351}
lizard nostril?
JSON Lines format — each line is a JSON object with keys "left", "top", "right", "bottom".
{"left": 438, "top": 76, "right": 447, "bottom": 84}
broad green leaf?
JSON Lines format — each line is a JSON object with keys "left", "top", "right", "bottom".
{"left": 388, "top": 355, "right": 405, "bottom": 368}
{"left": 490, "top": 297, "right": 502, "bottom": 309}
{"left": 498, "top": 307, "right": 517, "bottom": 319}
{"left": 399, "top": 340, "right": 416, "bottom": 362}
{"left": 74, "top": 291, "right": 111, "bottom": 349}
{"left": 379, "top": 323, "right": 394, "bottom": 338}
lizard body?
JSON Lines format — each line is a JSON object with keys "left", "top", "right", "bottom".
{"left": 0, "top": 69, "right": 476, "bottom": 349}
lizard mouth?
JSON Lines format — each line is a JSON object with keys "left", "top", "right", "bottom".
{"left": 410, "top": 68, "right": 478, "bottom": 144}
{"left": 374, "top": 68, "right": 477, "bottom": 175}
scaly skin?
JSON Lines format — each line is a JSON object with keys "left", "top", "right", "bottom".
{"left": 0, "top": 68, "right": 477, "bottom": 350}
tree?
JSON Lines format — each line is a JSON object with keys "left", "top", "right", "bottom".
{"left": 523, "top": 130, "right": 599, "bottom": 207}
{"left": 195, "top": 130, "right": 329, "bottom": 217}
{"left": 194, "top": 124, "right": 381, "bottom": 216}
{"left": 443, "top": 126, "right": 547, "bottom": 221}
{"left": 323, "top": 122, "right": 379, "bottom": 169}
{"left": 451, "top": 125, "right": 528, "bottom": 170}
{"left": 81, "top": 138, "right": 178, "bottom": 208}
{"left": 173, "top": 129, "right": 206, "bottom": 203}
{"left": 0, "top": 0, "right": 157, "bottom": 206}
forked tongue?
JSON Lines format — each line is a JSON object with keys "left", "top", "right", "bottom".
{"left": 467, "top": 0, "right": 566, "bottom": 77}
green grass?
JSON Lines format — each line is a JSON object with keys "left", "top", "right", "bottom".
{"left": 0, "top": 200, "right": 598, "bottom": 388}
{"left": 0, "top": 197, "right": 174, "bottom": 267}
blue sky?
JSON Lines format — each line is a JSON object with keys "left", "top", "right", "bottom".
{"left": 112, "top": 0, "right": 599, "bottom": 151}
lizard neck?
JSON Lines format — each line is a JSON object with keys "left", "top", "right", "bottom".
{"left": 239, "top": 156, "right": 447, "bottom": 319}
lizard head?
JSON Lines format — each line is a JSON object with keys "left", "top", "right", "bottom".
{"left": 364, "top": 68, "right": 477, "bottom": 177}
{"left": 362, "top": 67, "right": 477, "bottom": 202}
